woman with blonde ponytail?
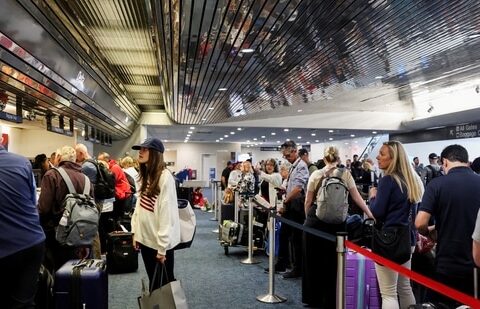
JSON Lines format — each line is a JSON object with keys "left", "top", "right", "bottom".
{"left": 369, "top": 141, "right": 424, "bottom": 309}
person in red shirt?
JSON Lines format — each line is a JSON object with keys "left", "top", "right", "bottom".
{"left": 192, "top": 187, "right": 210, "bottom": 211}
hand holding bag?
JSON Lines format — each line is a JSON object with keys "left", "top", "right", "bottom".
{"left": 138, "top": 263, "right": 188, "bottom": 309}
{"left": 371, "top": 223, "right": 411, "bottom": 265}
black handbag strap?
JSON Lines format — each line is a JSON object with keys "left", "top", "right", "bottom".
{"left": 150, "top": 263, "right": 169, "bottom": 293}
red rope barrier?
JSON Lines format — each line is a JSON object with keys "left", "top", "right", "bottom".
{"left": 345, "top": 240, "right": 480, "bottom": 308}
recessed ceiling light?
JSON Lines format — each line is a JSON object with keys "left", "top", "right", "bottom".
{"left": 311, "top": 133, "right": 316, "bottom": 136}
{"left": 220, "top": 137, "right": 224, "bottom": 140}
{"left": 224, "top": 135, "right": 228, "bottom": 138}
{"left": 350, "top": 134, "right": 355, "bottom": 137}
{"left": 240, "top": 48, "right": 254, "bottom": 53}
{"left": 306, "top": 141, "right": 310, "bottom": 144}
{"left": 284, "top": 128, "right": 289, "bottom": 132}
{"left": 201, "top": 118, "right": 206, "bottom": 121}
{"left": 468, "top": 33, "right": 480, "bottom": 39}
{"left": 188, "top": 131, "right": 192, "bottom": 134}
{"left": 218, "top": 88, "right": 228, "bottom": 91}
{"left": 186, "top": 134, "right": 191, "bottom": 137}
{"left": 208, "top": 107, "right": 214, "bottom": 110}
{"left": 372, "top": 131, "right": 377, "bottom": 134}
{"left": 261, "top": 135, "right": 265, "bottom": 138}
{"left": 328, "top": 129, "right": 334, "bottom": 133}
{"left": 315, "top": 140, "right": 319, "bottom": 143}
{"left": 344, "top": 142, "right": 349, "bottom": 145}
{"left": 253, "top": 138, "right": 257, "bottom": 141}
{"left": 190, "top": 127, "right": 195, "bottom": 130}
{"left": 237, "top": 127, "right": 242, "bottom": 131}
{"left": 375, "top": 76, "right": 383, "bottom": 79}
{"left": 286, "top": 138, "right": 290, "bottom": 141}
{"left": 298, "top": 136, "right": 302, "bottom": 139}
{"left": 271, "top": 132, "right": 276, "bottom": 135}
{"left": 230, "top": 131, "right": 235, "bottom": 134}
{"left": 297, "top": 109, "right": 303, "bottom": 112}
{"left": 276, "top": 141, "right": 280, "bottom": 143}
{"left": 329, "top": 137, "right": 333, "bottom": 141}
{"left": 260, "top": 142, "right": 263, "bottom": 145}
{"left": 216, "top": 140, "right": 219, "bottom": 142}
{"left": 246, "top": 140, "right": 250, "bottom": 143}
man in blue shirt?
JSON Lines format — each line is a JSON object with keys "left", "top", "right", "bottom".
{"left": 0, "top": 136, "right": 46, "bottom": 308}
{"left": 276, "top": 141, "right": 309, "bottom": 279}
{"left": 416, "top": 144, "right": 480, "bottom": 307}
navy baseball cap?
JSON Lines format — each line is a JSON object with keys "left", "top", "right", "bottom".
{"left": 132, "top": 137, "right": 165, "bottom": 153}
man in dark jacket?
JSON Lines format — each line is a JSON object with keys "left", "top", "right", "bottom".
{"left": 38, "top": 146, "right": 93, "bottom": 272}
{"left": 0, "top": 137, "right": 45, "bottom": 308}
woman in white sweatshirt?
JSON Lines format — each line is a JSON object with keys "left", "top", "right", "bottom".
{"left": 131, "top": 138, "right": 180, "bottom": 288}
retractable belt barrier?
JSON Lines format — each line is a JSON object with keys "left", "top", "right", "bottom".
{"left": 266, "top": 212, "right": 480, "bottom": 308}
{"left": 346, "top": 240, "right": 480, "bottom": 308}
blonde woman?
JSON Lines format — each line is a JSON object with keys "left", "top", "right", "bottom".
{"left": 130, "top": 138, "right": 180, "bottom": 289}
{"left": 369, "top": 141, "right": 423, "bottom": 309}
{"left": 302, "top": 146, "right": 373, "bottom": 308}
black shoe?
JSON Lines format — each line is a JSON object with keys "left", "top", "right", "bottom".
{"left": 282, "top": 270, "right": 301, "bottom": 279}
{"left": 263, "top": 264, "right": 286, "bottom": 273}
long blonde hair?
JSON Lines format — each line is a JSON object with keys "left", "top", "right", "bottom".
{"left": 382, "top": 141, "right": 423, "bottom": 203}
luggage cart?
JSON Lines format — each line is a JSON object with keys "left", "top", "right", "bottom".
{"left": 220, "top": 191, "right": 267, "bottom": 255}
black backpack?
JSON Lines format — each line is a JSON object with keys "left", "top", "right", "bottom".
{"left": 86, "top": 159, "right": 115, "bottom": 200}
{"left": 124, "top": 172, "right": 136, "bottom": 195}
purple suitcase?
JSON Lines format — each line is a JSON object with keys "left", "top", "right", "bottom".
{"left": 55, "top": 259, "right": 108, "bottom": 309}
{"left": 345, "top": 250, "right": 381, "bottom": 309}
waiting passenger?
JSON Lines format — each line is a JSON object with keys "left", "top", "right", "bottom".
{"left": 416, "top": 144, "right": 480, "bottom": 307}
{"left": 0, "top": 135, "right": 46, "bottom": 308}
{"left": 38, "top": 146, "right": 93, "bottom": 272}
{"left": 256, "top": 158, "right": 282, "bottom": 206}
{"left": 369, "top": 141, "right": 423, "bottom": 309}
{"left": 131, "top": 137, "right": 180, "bottom": 288}
{"left": 302, "top": 146, "right": 374, "bottom": 308}
{"left": 33, "top": 153, "right": 50, "bottom": 177}
{"left": 277, "top": 140, "right": 309, "bottom": 279}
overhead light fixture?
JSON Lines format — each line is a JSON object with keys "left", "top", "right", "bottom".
{"left": 220, "top": 137, "right": 224, "bottom": 140}
{"left": 311, "top": 133, "right": 316, "bottom": 136}
{"left": 240, "top": 48, "right": 254, "bottom": 53}
{"left": 297, "top": 109, "right": 303, "bottom": 112}
{"left": 186, "top": 134, "right": 191, "bottom": 137}
{"left": 329, "top": 137, "right": 333, "bottom": 141}
{"left": 125, "top": 116, "right": 129, "bottom": 122}
{"left": 344, "top": 142, "right": 349, "bottom": 145}
{"left": 271, "top": 132, "right": 276, "bottom": 135}
{"left": 218, "top": 88, "right": 228, "bottom": 91}
{"left": 81, "top": 130, "right": 85, "bottom": 137}
{"left": 284, "top": 128, "right": 289, "bottom": 132}
{"left": 375, "top": 76, "right": 383, "bottom": 79}
{"left": 350, "top": 134, "right": 355, "bottom": 137}
{"left": 208, "top": 107, "right": 214, "bottom": 110}
{"left": 190, "top": 126, "right": 195, "bottom": 130}
{"left": 224, "top": 135, "right": 229, "bottom": 138}
{"left": 201, "top": 118, "right": 206, "bottom": 121}
{"left": 216, "top": 140, "right": 219, "bottom": 142}
{"left": 328, "top": 129, "right": 334, "bottom": 133}
{"left": 237, "top": 127, "right": 242, "bottom": 131}
{"left": 372, "top": 131, "right": 377, "bottom": 134}
{"left": 468, "top": 33, "right": 480, "bottom": 39}
{"left": 164, "top": 140, "right": 168, "bottom": 142}
{"left": 277, "top": 141, "right": 280, "bottom": 143}
{"left": 230, "top": 131, "right": 235, "bottom": 134}
{"left": 298, "top": 136, "right": 302, "bottom": 139}
{"left": 306, "top": 142, "right": 310, "bottom": 144}
{"left": 253, "top": 138, "right": 257, "bottom": 141}
{"left": 286, "top": 138, "right": 290, "bottom": 141}
{"left": 261, "top": 135, "right": 265, "bottom": 138}
{"left": 188, "top": 131, "right": 193, "bottom": 134}
{"left": 315, "top": 140, "right": 319, "bottom": 143}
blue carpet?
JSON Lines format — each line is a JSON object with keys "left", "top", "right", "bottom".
{"left": 109, "top": 189, "right": 304, "bottom": 308}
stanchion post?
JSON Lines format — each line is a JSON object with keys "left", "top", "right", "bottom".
{"left": 241, "top": 195, "right": 260, "bottom": 264}
{"left": 211, "top": 181, "right": 219, "bottom": 233}
{"left": 208, "top": 180, "right": 215, "bottom": 214}
{"left": 336, "top": 232, "right": 347, "bottom": 309}
{"left": 234, "top": 191, "right": 239, "bottom": 223}
{"left": 257, "top": 207, "right": 286, "bottom": 303}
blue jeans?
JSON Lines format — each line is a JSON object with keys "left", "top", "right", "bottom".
{"left": 0, "top": 241, "right": 45, "bottom": 309}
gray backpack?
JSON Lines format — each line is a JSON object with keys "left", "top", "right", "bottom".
{"left": 315, "top": 168, "right": 349, "bottom": 224}
{"left": 55, "top": 167, "right": 99, "bottom": 247}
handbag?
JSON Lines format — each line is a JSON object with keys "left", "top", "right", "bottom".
{"left": 371, "top": 224, "right": 411, "bottom": 265}
{"left": 138, "top": 263, "right": 188, "bottom": 309}
{"left": 173, "top": 199, "right": 196, "bottom": 250}
{"left": 223, "top": 188, "right": 234, "bottom": 204}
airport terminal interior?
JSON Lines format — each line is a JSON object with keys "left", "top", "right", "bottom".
{"left": 2, "top": 0, "right": 480, "bottom": 308}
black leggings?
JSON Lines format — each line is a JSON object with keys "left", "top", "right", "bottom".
{"left": 139, "top": 244, "right": 175, "bottom": 290}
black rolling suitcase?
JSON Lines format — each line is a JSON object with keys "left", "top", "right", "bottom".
{"left": 55, "top": 259, "right": 108, "bottom": 309}
{"left": 106, "top": 231, "right": 138, "bottom": 273}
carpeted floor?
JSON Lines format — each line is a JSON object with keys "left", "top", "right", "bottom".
{"left": 108, "top": 190, "right": 304, "bottom": 308}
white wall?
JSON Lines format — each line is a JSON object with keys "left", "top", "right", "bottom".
{"left": 2, "top": 126, "right": 77, "bottom": 159}
{"left": 403, "top": 137, "right": 480, "bottom": 165}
